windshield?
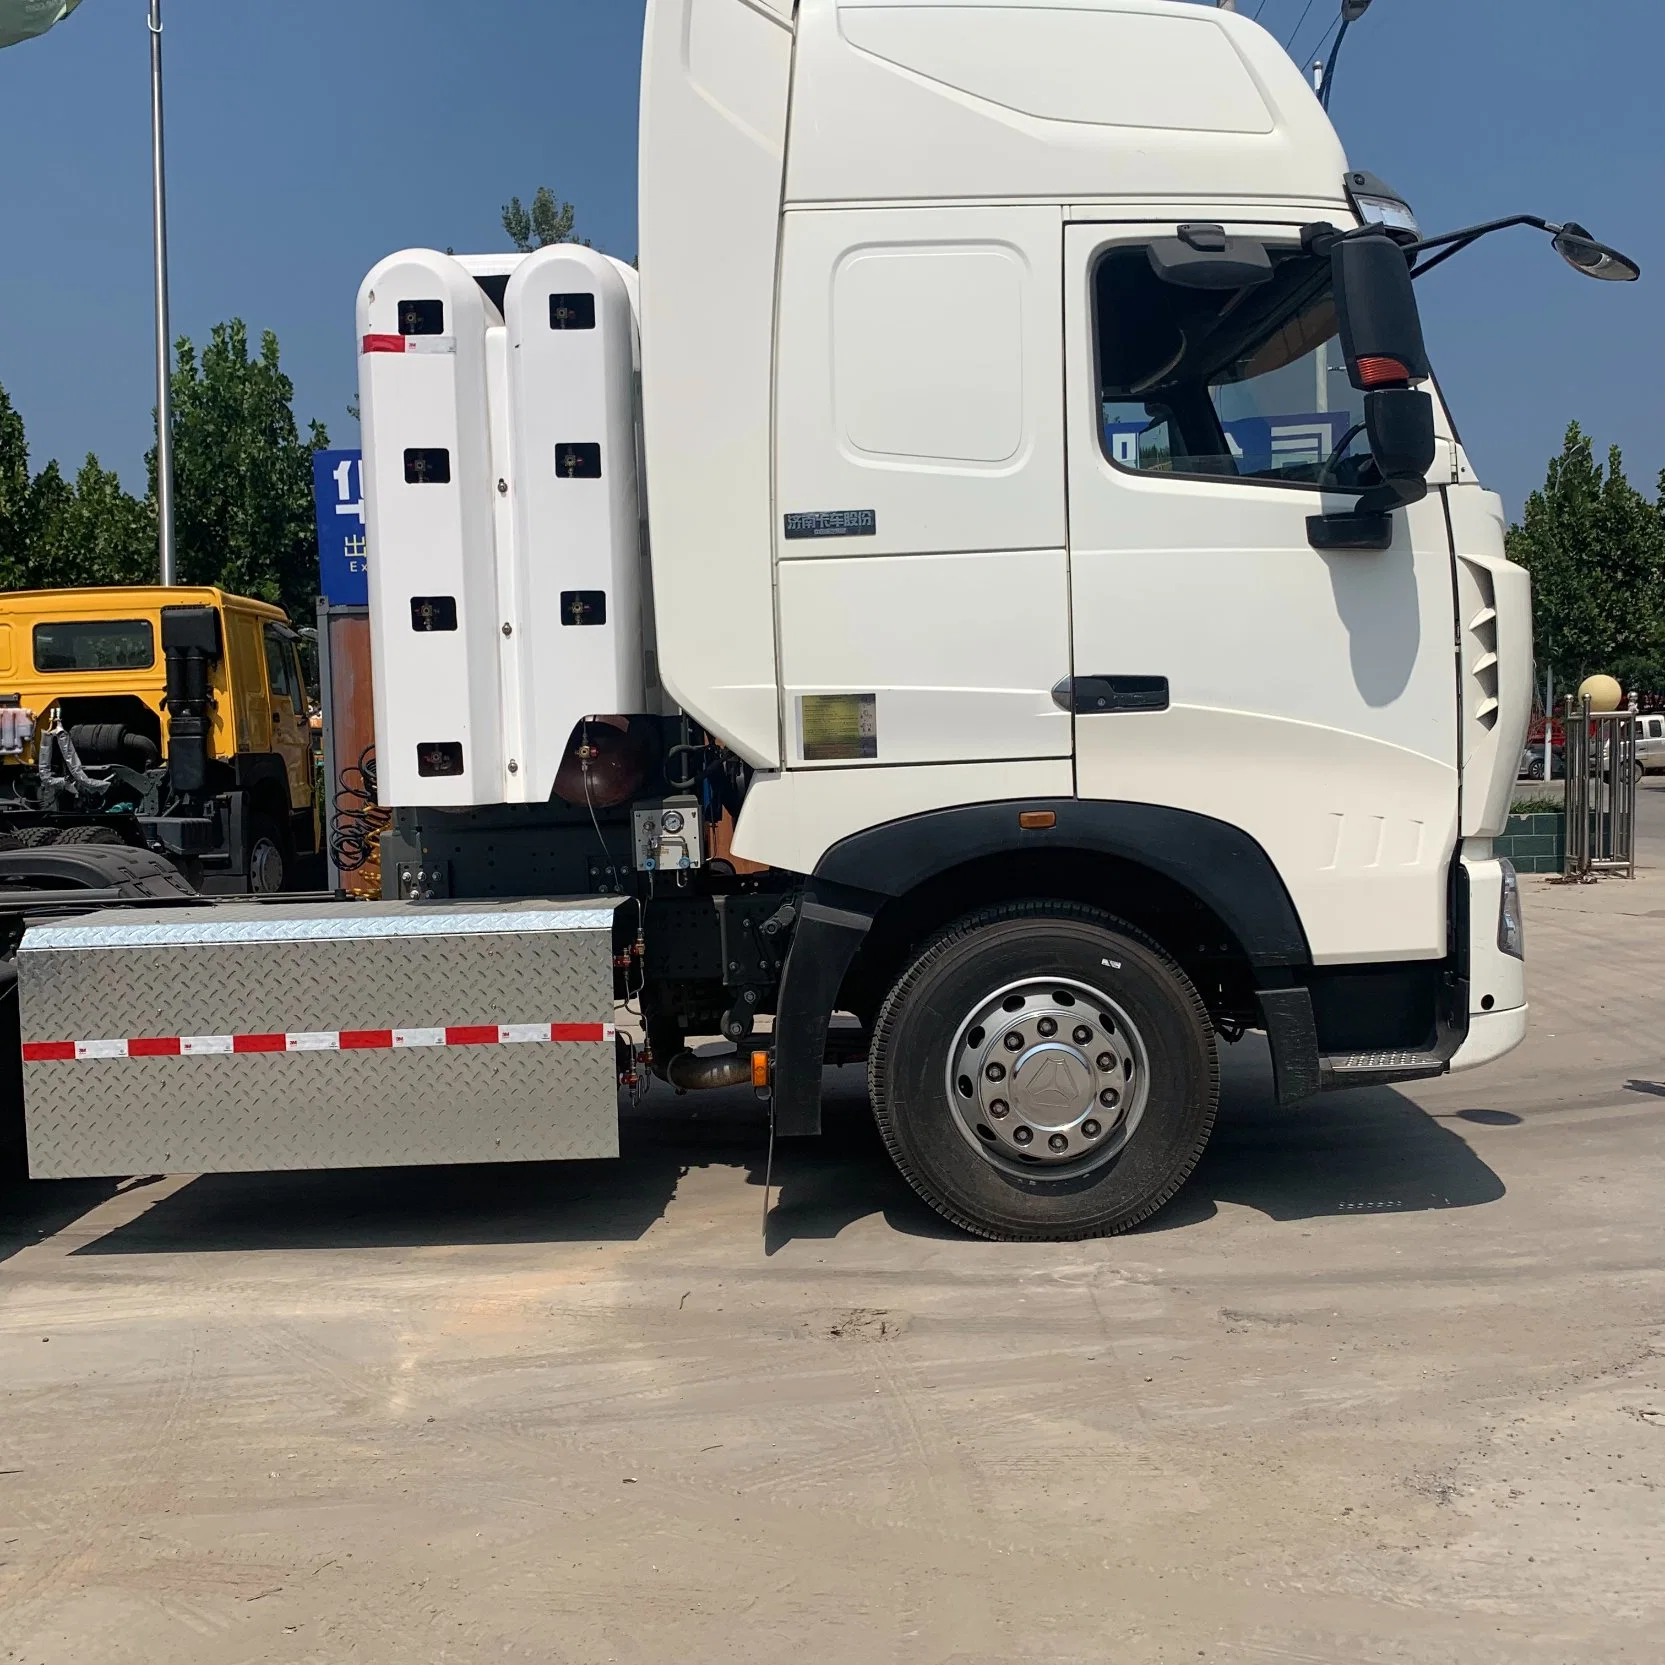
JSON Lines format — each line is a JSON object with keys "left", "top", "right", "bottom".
{"left": 1096, "top": 243, "right": 1378, "bottom": 491}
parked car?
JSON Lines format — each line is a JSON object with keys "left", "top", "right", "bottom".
{"left": 1520, "top": 746, "right": 1565, "bottom": 780}
{"left": 1637, "top": 713, "right": 1665, "bottom": 774}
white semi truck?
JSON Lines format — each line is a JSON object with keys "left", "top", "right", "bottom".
{"left": 2, "top": 0, "right": 1639, "bottom": 1238}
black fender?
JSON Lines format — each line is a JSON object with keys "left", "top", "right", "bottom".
{"left": 771, "top": 798, "right": 1311, "bottom": 1135}
{"left": 0, "top": 843, "right": 198, "bottom": 901}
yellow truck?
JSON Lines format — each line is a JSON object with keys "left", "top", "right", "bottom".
{"left": 0, "top": 586, "right": 316, "bottom": 892}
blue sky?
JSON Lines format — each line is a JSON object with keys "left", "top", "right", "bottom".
{"left": 1, "top": 0, "right": 1659, "bottom": 518}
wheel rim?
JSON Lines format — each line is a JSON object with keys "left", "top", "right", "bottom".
{"left": 945, "top": 977, "right": 1150, "bottom": 1181}
{"left": 249, "top": 837, "right": 285, "bottom": 894}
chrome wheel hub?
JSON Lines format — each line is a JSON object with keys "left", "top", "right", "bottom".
{"left": 946, "top": 977, "right": 1148, "bottom": 1179}
{"left": 249, "top": 837, "right": 285, "bottom": 895}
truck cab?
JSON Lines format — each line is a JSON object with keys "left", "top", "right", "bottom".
{"left": 0, "top": 585, "right": 316, "bottom": 891}
{"left": 637, "top": 1, "right": 1528, "bottom": 1140}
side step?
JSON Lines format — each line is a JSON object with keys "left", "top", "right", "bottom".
{"left": 1318, "top": 1049, "right": 1450, "bottom": 1090}
{"left": 18, "top": 898, "right": 621, "bottom": 1178}
{"left": 1259, "top": 985, "right": 1460, "bottom": 1103}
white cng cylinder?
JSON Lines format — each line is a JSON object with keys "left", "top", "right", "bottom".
{"left": 357, "top": 250, "right": 505, "bottom": 807}
{"left": 501, "top": 245, "right": 645, "bottom": 803}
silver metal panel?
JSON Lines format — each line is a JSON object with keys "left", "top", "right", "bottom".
{"left": 23, "top": 898, "right": 618, "bottom": 950}
{"left": 20, "top": 899, "right": 621, "bottom": 1178}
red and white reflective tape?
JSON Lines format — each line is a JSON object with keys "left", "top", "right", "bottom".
{"left": 361, "top": 333, "right": 456, "bottom": 355}
{"left": 23, "top": 1021, "right": 613, "bottom": 1064}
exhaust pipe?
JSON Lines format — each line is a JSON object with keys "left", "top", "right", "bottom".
{"left": 161, "top": 605, "right": 222, "bottom": 803}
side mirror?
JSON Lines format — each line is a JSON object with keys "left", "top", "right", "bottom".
{"left": 1306, "top": 227, "right": 1437, "bottom": 550}
{"left": 1363, "top": 386, "right": 1436, "bottom": 490}
{"left": 1551, "top": 222, "right": 1642, "bottom": 283}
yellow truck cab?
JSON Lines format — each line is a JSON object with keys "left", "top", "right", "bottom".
{"left": 0, "top": 586, "right": 315, "bottom": 892}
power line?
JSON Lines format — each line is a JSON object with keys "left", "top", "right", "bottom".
{"left": 1307, "top": 13, "right": 1341, "bottom": 68}
{"left": 1283, "top": 0, "right": 1318, "bottom": 51}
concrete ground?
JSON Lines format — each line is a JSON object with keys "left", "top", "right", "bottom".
{"left": 2, "top": 869, "right": 1663, "bottom": 1662}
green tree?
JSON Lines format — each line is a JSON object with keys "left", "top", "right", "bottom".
{"left": 501, "top": 185, "right": 580, "bottom": 252}
{"left": 1506, "top": 422, "right": 1665, "bottom": 691}
{"left": 28, "top": 455, "right": 154, "bottom": 587}
{"left": 0, "top": 380, "right": 154, "bottom": 591}
{"left": 158, "top": 320, "right": 328, "bottom": 621}
{"left": 0, "top": 381, "right": 37, "bottom": 587}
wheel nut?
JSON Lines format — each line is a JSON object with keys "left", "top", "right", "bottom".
{"left": 1082, "top": 1119, "right": 1102, "bottom": 1138}
{"left": 985, "top": 1062, "right": 1006, "bottom": 1082}
{"left": 1047, "top": 1133, "right": 1068, "bottom": 1153}
{"left": 1036, "top": 1016, "right": 1057, "bottom": 1038}
{"left": 989, "top": 1098, "right": 1010, "bottom": 1118}
{"left": 1073, "top": 1026, "right": 1093, "bottom": 1045}
{"left": 1013, "top": 1125, "right": 1034, "bottom": 1146}
{"left": 1097, "top": 1052, "right": 1114, "bottom": 1072}
{"left": 1099, "top": 1088, "right": 1120, "bottom": 1109}
{"left": 1004, "top": 1032, "right": 1025, "bottom": 1052}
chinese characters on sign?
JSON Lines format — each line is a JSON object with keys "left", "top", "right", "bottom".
{"left": 1103, "top": 411, "right": 1354, "bottom": 479}
{"left": 312, "top": 448, "right": 369, "bottom": 607}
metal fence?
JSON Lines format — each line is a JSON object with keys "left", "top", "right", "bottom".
{"left": 1563, "top": 696, "right": 1638, "bottom": 878}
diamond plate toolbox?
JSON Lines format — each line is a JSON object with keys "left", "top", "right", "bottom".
{"left": 19, "top": 899, "right": 621, "bottom": 1177}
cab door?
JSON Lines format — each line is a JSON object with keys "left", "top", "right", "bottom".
{"left": 261, "top": 622, "right": 311, "bottom": 810}
{"left": 1063, "top": 219, "right": 1459, "bottom": 965}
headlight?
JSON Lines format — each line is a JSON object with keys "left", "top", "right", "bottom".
{"left": 1497, "top": 859, "right": 1525, "bottom": 960}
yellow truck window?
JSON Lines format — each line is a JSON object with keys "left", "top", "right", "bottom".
{"left": 262, "top": 623, "right": 303, "bottom": 706}
{"left": 33, "top": 619, "right": 155, "bottom": 673}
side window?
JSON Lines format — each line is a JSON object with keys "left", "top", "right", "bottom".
{"left": 263, "top": 625, "right": 301, "bottom": 709}
{"left": 290, "top": 645, "right": 312, "bottom": 710}
{"left": 1095, "top": 241, "right": 1374, "bottom": 491}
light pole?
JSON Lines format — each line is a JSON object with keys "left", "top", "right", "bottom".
{"left": 148, "top": 0, "right": 176, "bottom": 585}
{"left": 1319, "top": 0, "right": 1374, "bottom": 111}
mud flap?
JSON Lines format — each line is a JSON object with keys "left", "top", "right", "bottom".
{"left": 771, "top": 884, "right": 876, "bottom": 1137}
{"left": 18, "top": 899, "right": 620, "bottom": 1177}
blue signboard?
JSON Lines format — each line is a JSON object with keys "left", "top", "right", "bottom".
{"left": 313, "top": 448, "right": 368, "bottom": 606}
{"left": 1104, "top": 410, "right": 1353, "bottom": 478}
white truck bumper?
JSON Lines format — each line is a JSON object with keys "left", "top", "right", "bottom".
{"left": 1448, "top": 849, "right": 1528, "bottom": 1074}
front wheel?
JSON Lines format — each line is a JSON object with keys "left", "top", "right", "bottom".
{"left": 868, "top": 902, "right": 1218, "bottom": 1241}
{"left": 246, "top": 816, "right": 289, "bottom": 894}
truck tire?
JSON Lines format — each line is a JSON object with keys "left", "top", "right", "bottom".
{"left": 52, "top": 826, "right": 127, "bottom": 847}
{"left": 867, "top": 901, "right": 1218, "bottom": 1241}
{"left": 247, "top": 815, "right": 289, "bottom": 894}
{"left": 13, "top": 827, "right": 60, "bottom": 849}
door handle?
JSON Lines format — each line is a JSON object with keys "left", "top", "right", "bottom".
{"left": 1051, "top": 676, "right": 1169, "bottom": 714}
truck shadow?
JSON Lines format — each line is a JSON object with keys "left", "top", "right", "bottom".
{"left": 47, "top": 1041, "right": 1505, "bottom": 1257}
{"left": 1138, "top": 1037, "right": 1507, "bottom": 1232}
{"left": 0, "top": 1176, "right": 121, "bottom": 1266}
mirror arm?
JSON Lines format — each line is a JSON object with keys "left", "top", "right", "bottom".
{"left": 1409, "top": 234, "right": 1487, "bottom": 280}
{"left": 1403, "top": 214, "right": 1557, "bottom": 257}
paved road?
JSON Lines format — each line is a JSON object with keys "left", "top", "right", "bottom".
{"left": 2, "top": 874, "right": 1662, "bottom": 1663}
